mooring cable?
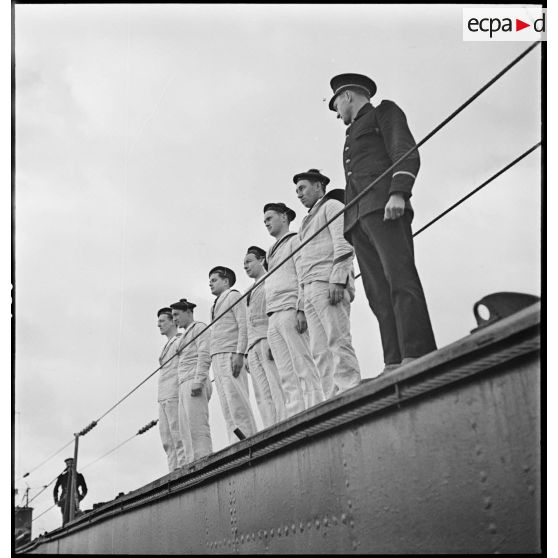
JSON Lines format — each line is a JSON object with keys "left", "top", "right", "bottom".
{"left": 21, "top": 41, "right": 541, "bottom": 477}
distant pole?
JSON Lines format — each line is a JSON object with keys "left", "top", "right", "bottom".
{"left": 68, "top": 434, "right": 79, "bottom": 523}
{"left": 62, "top": 470, "right": 71, "bottom": 525}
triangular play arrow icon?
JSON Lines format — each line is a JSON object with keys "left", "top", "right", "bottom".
{"left": 516, "top": 19, "right": 530, "bottom": 31}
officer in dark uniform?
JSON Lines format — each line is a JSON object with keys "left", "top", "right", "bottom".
{"left": 328, "top": 73, "right": 436, "bottom": 373}
{"left": 53, "top": 457, "right": 88, "bottom": 524}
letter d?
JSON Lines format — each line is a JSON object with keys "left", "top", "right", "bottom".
{"left": 534, "top": 13, "right": 545, "bottom": 32}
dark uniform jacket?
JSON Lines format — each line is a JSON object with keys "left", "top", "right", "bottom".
{"left": 342, "top": 100, "right": 420, "bottom": 240}
{"left": 53, "top": 470, "right": 88, "bottom": 501}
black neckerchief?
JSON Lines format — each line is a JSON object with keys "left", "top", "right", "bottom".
{"left": 268, "top": 232, "right": 297, "bottom": 260}
{"left": 160, "top": 332, "right": 181, "bottom": 362}
{"left": 306, "top": 189, "right": 346, "bottom": 214}
{"left": 177, "top": 321, "right": 199, "bottom": 350}
{"left": 246, "top": 281, "right": 264, "bottom": 307}
{"left": 211, "top": 289, "right": 239, "bottom": 320}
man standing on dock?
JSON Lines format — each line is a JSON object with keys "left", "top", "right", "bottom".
{"left": 170, "top": 298, "right": 213, "bottom": 463}
{"left": 294, "top": 168, "right": 361, "bottom": 398}
{"left": 53, "top": 457, "right": 87, "bottom": 524}
{"left": 263, "top": 203, "right": 324, "bottom": 415}
{"left": 327, "top": 73, "right": 437, "bottom": 374}
{"left": 208, "top": 266, "right": 258, "bottom": 443}
{"left": 156, "top": 307, "right": 187, "bottom": 471}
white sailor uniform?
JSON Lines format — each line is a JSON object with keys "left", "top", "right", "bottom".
{"left": 209, "top": 288, "right": 257, "bottom": 443}
{"left": 157, "top": 333, "right": 187, "bottom": 471}
{"left": 265, "top": 233, "right": 324, "bottom": 416}
{"left": 298, "top": 193, "right": 362, "bottom": 398}
{"left": 246, "top": 282, "right": 286, "bottom": 428}
{"left": 176, "top": 321, "right": 213, "bottom": 462}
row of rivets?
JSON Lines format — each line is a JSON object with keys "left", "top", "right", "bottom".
{"left": 208, "top": 510, "right": 357, "bottom": 548}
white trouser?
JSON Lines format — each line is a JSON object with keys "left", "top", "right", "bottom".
{"left": 158, "top": 398, "right": 187, "bottom": 471}
{"left": 178, "top": 379, "right": 213, "bottom": 463}
{"left": 303, "top": 281, "right": 362, "bottom": 399}
{"left": 211, "top": 353, "right": 258, "bottom": 444}
{"left": 247, "top": 339, "right": 287, "bottom": 428}
{"left": 267, "top": 309, "right": 324, "bottom": 417}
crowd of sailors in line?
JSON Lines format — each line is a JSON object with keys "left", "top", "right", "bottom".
{"left": 156, "top": 72, "right": 437, "bottom": 470}
{"left": 156, "top": 175, "right": 365, "bottom": 469}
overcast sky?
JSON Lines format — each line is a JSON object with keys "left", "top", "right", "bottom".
{"left": 11, "top": 3, "right": 543, "bottom": 537}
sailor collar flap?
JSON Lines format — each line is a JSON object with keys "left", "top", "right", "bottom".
{"left": 246, "top": 280, "right": 264, "bottom": 307}
{"left": 211, "top": 288, "right": 239, "bottom": 320}
{"left": 160, "top": 332, "right": 182, "bottom": 362}
{"left": 178, "top": 321, "right": 200, "bottom": 347}
{"left": 307, "top": 189, "right": 346, "bottom": 215}
{"left": 268, "top": 232, "right": 297, "bottom": 260}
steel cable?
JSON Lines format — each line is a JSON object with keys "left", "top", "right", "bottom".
{"left": 24, "top": 420, "right": 159, "bottom": 508}
{"left": 21, "top": 420, "right": 158, "bottom": 528}
{"left": 412, "top": 142, "right": 541, "bottom": 237}
{"left": 81, "top": 419, "right": 158, "bottom": 471}
{"left": 17, "top": 439, "right": 74, "bottom": 482}
{"left": 26, "top": 476, "right": 58, "bottom": 506}
{"left": 31, "top": 503, "right": 57, "bottom": 524}
{"left": 92, "top": 40, "right": 540, "bottom": 426}
{"left": 355, "top": 141, "right": 542, "bottom": 279}
{"left": 80, "top": 434, "right": 137, "bottom": 472}
{"left": 21, "top": 40, "right": 541, "bottom": 476}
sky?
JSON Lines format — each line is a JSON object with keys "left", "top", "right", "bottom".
{"left": 10, "top": 3, "right": 544, "bottom": 539}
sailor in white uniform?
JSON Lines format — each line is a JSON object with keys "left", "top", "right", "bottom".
{"left": 156, "top": 307, "right": 187, "bottom": 471}
{"left": 243, "top": 246, "right": 286, "bottom": 428}
{"left": 263, "top": 203, "right": 324, "bottom": 416}
{"left": 208, "top": 266, "right": 257, "bottom": 443}
{"left": 294, "top": 169, "right": 362, "bottom": 398}
{"left": 170, "top": 298, "right": 213, "bottom": 463}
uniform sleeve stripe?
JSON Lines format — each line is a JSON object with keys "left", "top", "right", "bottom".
{"left": 333, "top": 251, "right": 353, "bottom": 265}
{"left": 392, "top": 171, "right": 416, "bottom": 179}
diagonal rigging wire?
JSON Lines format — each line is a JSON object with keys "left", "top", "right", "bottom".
{"left": 31, "top": 503, "right": 57, "bottom": 524}
{"left": 24, "top": 420, "right": 158, "bottom": 514}
{"left": 81, "top": 419, "right": 158, "bottom": 472}
{"left": 80, "top": 434, "right": 137, "bottom": 472}
{"left": 19, "top": 14, "right": 174, "bottom": 483}
{"left": 91, "top": 40, "right": 541, "bottom": 425}
{"left": 22, "top": 40, "right": 541, "bottom": 476}
{"left": 17, "top": 439, "right": 74, "bottom": 481}
{"left": 26, "top": 476, "right": 59, "bottom": 506}
{"left": 355, "top": 141, "right": 542, "bottom": 279}
{"left": 412, "top": 142, "right": 541, "bottom": 236}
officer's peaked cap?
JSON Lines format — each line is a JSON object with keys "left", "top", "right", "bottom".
{"left": 64, "top": 457, "right": 74, "bottom": 463}
{"left": 263, "top": 202, "right": 296, "bottom": 223}
{"left": 209, "top": 266, "right": 236, "bottom": 286}
{"left": 170, "top": 298, "right": 197, "bottom": 312}
{"left": 293, "top": 168, "right": 330, "bottom": 187}
{"left": 329, "top": 73, "right": 377, "bottom": 111}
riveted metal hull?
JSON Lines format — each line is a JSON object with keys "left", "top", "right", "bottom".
{"left": 21, "top": 304, "right": 541, "bottom": 555}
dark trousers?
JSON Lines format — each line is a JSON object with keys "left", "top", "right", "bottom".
{"left": 351, "top": 211, "right": 436, "bottom": 364}
{"left": 58, "top": 494, "right": 80, "bottom": 524}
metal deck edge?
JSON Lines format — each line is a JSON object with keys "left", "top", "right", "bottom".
{"left": 19, "top": 303, "right": 541, "bottom": 551}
